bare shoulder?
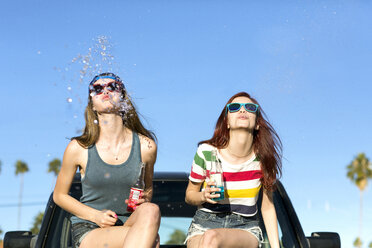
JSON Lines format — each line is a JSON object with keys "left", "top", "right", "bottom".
{"left": 138, "top": 134, "right": 157, "bottom": 162}
{"left": 65, "top": 139, "right": 85, "bottom": 155}
{"left": 63, "top": 139, "right": 87, "bottom": 167}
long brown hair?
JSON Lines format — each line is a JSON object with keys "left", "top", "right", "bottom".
{"left": 200, "top": 92, "right": 282, "bottom": 191}
{"left": 73, "top": 73, "right": 156, "bottom": 148}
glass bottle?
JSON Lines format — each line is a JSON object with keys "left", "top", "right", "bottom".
{"left": 127, "top": 162, "right": 145, "bottom": 212}
{"left": 209, "top": 149, "right": 224, "bottom": 201}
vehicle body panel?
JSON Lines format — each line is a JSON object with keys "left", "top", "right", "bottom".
{"left": 4, "top": 172, "right": 340, "bottom": 248}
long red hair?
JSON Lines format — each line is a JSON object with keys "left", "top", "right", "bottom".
{"left": 199, "top": 92, "right": 282, "bottom": 191}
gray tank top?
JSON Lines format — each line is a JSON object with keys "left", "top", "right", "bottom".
{"left": 71, "top": 132, "right": 142, "bottom": 225}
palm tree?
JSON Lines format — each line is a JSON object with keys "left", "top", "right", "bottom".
{"left": 15, "top": 160, "right": 29, "bottom": 229}
{"left": 30, "top": 211, "right": 44, "bottom": 234}
{"left": 347, "top": 153, "right": 372, "bottom": 247}
{"left": 48, "top": 158, "right": 61, "bottom": 189}
{"left": 48, "top": 158, "right": 61, "bottom": 176}
{"left": 354, "top": 237, "right": 362, "bottom": 248}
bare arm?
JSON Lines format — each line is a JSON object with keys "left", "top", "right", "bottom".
{"left": 185, "top": 180, "right": 221, "bottom": 206}
{"left": 53, "top": 140, "right": 117, "bottom": 227}
{"left": 261, "top": 189, "right": 280, "bottom": 248}
{"left": 139, "top": 135, "right": 157, "bottom": 202}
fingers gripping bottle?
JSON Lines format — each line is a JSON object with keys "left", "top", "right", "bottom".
{"left": 209, "top": 149, "right": 224, "bottom": 201}
{"left": 127, "top": 162, "right": 145, "bottom": 212}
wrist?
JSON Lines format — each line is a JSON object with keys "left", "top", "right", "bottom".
{"left": 89, "top": 209, "right": 100, "bottom": 223}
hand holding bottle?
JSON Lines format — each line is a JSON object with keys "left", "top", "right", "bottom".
{"left": 125, "top": 192, "right": 148, "bottom": 210}
{"left": 127, "top": 162, "right": 146, "bottom": 212}
{"left": 202, "top": 180, "right": 222, "bottom": 204}
{"left": 208, "top": 149, "right": 225, "bottom": 201}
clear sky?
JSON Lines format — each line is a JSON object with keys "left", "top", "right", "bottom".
{"left": 1, "top": 0, "right": 372, "bottom": 247}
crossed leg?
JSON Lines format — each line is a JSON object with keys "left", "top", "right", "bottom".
{"left": 80, "top": 203, "right": 160, "bottom": 248}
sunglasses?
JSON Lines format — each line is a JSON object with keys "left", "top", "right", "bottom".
{"left": 226, "top": 103, "right": 259, "bottom": 114}
{"left": 89, "top": 81, "right": 123, "bottom": 95}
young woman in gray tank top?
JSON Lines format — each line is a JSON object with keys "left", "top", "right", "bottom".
{"left": 53, "top": 73, "right": 160, "bottom": 248}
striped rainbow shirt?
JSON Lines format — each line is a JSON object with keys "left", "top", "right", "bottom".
{"left": 189, "top": 143, "right": 262, "bottom": 217}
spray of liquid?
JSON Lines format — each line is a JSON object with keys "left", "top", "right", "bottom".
{"left": 56, "top": 35, "right": 134, "bottom": 133}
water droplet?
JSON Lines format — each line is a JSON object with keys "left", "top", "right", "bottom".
{"left": 47, "top": 153, "right": 51, "bottom": 157}
{"left": 114, "top": 197, "right": 118, "bottom": 202}
{"left": 67, "top": 98, "right": 73, "bottom": 103}
{"left": 73, "top": 115, "right": 77, "bottom": 119}
{"left": 167, "top": 204, "right": 171, "bottom": 208}
{"left": 67, "top": 86, "right": 72, "bottom": 91}
{"left": 93, "top": 120, "right": 98, "bottom": 124}
{"left": 37, "top": 51, "right": 41, "bottom": 54}
{"left": 104, "top": 172, "right": 111, "bottom": 179}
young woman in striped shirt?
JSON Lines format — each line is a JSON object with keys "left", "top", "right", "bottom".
{"left": 185, "top": 92, "right": 282, "bottom": 248}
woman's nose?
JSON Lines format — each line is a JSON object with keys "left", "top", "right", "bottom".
{"left": 103, "top": 86, "right": 110, "bottom": 94}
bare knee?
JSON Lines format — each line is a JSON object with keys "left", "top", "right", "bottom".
{"left": 201, "top": 229, "right": 220, "bottom": 248}
{"left": 138, "top": 202, "right": 160, "bottom": 224}
{"left": 187, "top": 235, "right": 202, "bottom": 248}
{"left": 153, "top": 233, "right": 160, "bottom": 248}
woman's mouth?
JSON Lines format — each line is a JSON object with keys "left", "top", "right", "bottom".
{"left": 102, "top": 95, "right": 110, "bottom": 100}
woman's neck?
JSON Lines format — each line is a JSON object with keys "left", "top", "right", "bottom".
{"left": 97, "top": 113, "right": 127, "bottom": 144}
{"left": 221, "top": 129, "right": 254, "bottom": 162}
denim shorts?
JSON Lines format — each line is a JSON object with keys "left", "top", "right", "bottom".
{"left": 186, "top": 209, "right": 263, "bottom": 246}
{"left": 71, "top": 215, "right": 129, "bottom": 248}
{"left": 71, "top": 222, "right": 99, "bottom": 248}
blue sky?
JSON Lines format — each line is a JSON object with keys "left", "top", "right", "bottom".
{"left": 1, "top": 0, "right": 372, "bottom": 247}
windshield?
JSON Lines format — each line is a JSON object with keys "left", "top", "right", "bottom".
{"left": 159, "top": 217, "right": 192, "bottom": 245}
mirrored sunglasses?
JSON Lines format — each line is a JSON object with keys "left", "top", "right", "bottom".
{"left": 226, "top": 103, "right": 259, "bottom": 114}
